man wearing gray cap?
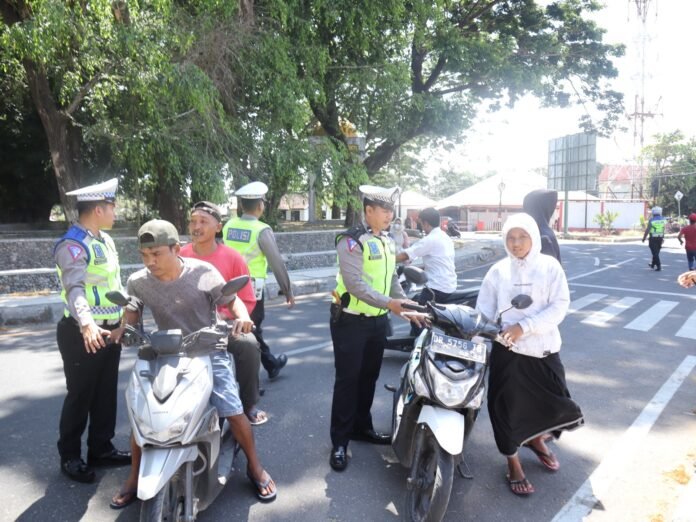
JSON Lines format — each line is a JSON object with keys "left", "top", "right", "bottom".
{"left": 54, "top": 178, "right": 131, "bottom": 483}
{"left": 111, "top": 219, "right": 276, "bottom": 508}
{"left": 328, "top": 185, "right": 416, "bottom": 472}
{"left": 222, "top": 181, "right": 294, "bottom": 380}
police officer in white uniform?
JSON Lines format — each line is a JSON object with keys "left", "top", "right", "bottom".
{"left": 222, "top": 182, "right": 294, "bottom": 379}
{"left": 54, "top": 178, "right": 130, "bottom": 483}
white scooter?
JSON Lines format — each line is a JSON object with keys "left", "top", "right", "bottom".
{"left": 388, "top": 267, "right": 531, "bottom": 522}
{"left": 106, "top": 276, "right": 248, "bottom": 522}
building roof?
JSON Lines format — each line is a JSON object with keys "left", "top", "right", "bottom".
{"left": 436, "top": 173, "right": 598, "bottom": 209}
{"left": 400, "top": 190, "right": 436, "bottom": 208}
{"left": 278, "top": 193, "right": 309, "bottom": 210}
{"left": 598, "top": 164, "right": 648, "bottom": 183}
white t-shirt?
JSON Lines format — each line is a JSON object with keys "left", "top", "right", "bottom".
{"left": 403, "top": 227, "right": 457, "bottom": 293}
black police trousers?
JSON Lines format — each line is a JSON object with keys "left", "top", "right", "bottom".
{"left": 649, "top": 236, "right": 664, "bottom": 268}
{"left": 250, "top": 293, "right": 281, "bottom": 373}
{"left": 56, "top": 317, "right": 121, "bottom": 462}
{"left": 330, "top": 312, "right": 389, "bottom": 448}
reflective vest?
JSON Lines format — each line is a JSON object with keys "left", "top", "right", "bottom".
{"left": 222, "top": 216, "right": 270, "bottom": 279}
{"left": 649, "top": 217, "right": 666, "bottom": 237}
{"left": 55, "top": 226, "right": 122, "bottom": 321}
{"left": 335, "top": 227, "right": 396, "bottom": 317}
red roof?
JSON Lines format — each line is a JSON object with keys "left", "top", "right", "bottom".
{"left": 598, "top": 165, "right": 648, "bottom": 183}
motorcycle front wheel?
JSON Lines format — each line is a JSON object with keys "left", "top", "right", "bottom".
{"left": 139, "top": 469, "right": 185, "bottom": 522}
{"left": 405, "top": 426, "right": 454, "bottom": 522}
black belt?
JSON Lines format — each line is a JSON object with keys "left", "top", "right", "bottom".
{"left": 65, "top": 316, "right": 120, "bottom": 328}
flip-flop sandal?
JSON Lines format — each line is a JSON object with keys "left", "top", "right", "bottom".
{"left": 246, "top": 408, "right": 269, "bottom": 426}
{"left": 506, "top": 475, "right": 535, "bottom": 496}
{"left": 246, "top": 469, "right": 277, "bottom": 502}
{"left": 523, "top": 443, "right": 560, "bottom": 472}
{"left": 110, "top": 489, "right": 138, "bottom": 510}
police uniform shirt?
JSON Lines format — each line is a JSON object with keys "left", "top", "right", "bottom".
{"left": 238, "top": 214, "right": 294, "bottom": 299}
{"left": 55, "top": 224, "right": 120, "bottom": 327}
{"left": 337, "top": 225, "right": 406, "bottom": 308}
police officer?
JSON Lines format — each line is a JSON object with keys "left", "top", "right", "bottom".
{"left": 328, "top": 185, "right": 416, "bottom": 472}
{"left": 642, "top": 206, "right": 666, "bottom": 271}
{"left": 54, "top": 178, "right": 130, "bottom": 483}
{"left": 222, "top": 181, "right": 294, "bottom": 379}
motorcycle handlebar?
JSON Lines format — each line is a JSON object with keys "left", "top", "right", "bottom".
{"left": 402, "top": 302, "right": 428, "bottom": 313}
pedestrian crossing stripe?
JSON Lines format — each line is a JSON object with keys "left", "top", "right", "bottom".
{"left": 567, "top": 293, "right": 696, "bottom": 339}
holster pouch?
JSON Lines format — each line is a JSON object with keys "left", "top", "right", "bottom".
{"left": 330, "top": 303, "right": 342, "bottom": 323}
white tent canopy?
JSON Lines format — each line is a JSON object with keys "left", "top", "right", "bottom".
{"left": 435, "top": 173, "right": 598, "bottom": 209}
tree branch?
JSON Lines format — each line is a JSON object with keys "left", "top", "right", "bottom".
{"left": 65, "top": 70, "right": 108, "bottom": 115}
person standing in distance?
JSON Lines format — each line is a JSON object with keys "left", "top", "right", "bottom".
{"left": 181, "top": 201, "right": 267, "bottom": 425}
{"left": 677, "top": 213, "right": 696, "bottom": 270}
{"left": 329, "top": 185, "right": 417, "bottom": 472}
{"left": 54, "top": 178, "right": 131, "bottom": 483}
{"left": 643, "top": 206, "right": 666, "bottom": 271}
{"left": 222, "top": 181, "right": 294, "bottom": 380}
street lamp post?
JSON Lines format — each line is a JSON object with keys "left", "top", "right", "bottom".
{"left": 497, "top": 181, "right": 506, "bottom": 229}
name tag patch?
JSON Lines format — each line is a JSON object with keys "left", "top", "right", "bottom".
{"left": 92, "top": 244, "right": 107, "bottom": 265}
{"left": 227, "top": 228, "right": 251, "bottom": 243}
{"left": 367, "top": 240, "right": 382, "bottom": 260}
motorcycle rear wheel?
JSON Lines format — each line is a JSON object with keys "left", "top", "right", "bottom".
{"left": 139, "top": 470, "right": 185, "bottom": 522}
{"left": 405, "top": 426, "right": 454, "bottom": 522}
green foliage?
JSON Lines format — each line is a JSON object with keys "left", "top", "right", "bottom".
{"left": 593, "top": 210, "right": 619, "bottom": 234}
{"left": 642, "top": 131, "right": 696, "bottom": 216}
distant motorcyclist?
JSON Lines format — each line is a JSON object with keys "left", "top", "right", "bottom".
{"left": 642, "top": 206, "right": 666, "bottom": 271}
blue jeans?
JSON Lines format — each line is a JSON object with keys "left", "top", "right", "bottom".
{"left": 687, "top": 250, "right": 696, "bottom": 270}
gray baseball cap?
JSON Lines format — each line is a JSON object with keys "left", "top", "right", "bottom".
{"left": 138, "top": 219, "right": 179, "bottom": 248}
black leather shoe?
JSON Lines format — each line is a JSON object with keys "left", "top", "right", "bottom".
{"left": 330, "top": 446, "right": 348, "bottom": 471}
{"left": 61, "top": 459, "right": 95, "bottom": 483}
{"left": 350, "top": 429, "right": 391, "bottom": 445}
{"left": 88, "top": 449, "right": 131, "bottom": 467}
{"left": 267, "top": 353, "right": 288, "bottom": 380}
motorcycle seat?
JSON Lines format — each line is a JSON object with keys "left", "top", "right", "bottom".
{"left": 438, "top": 288, "right": 479, "bottom": 306}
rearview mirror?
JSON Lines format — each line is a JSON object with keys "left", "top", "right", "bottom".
{"left": 221, "top": 275, "right": 250, "bottom": 297}
{"left": 106, "top": 291, "right": 129, "bottom": 307}
{"left": 511, "top": 294, "right": 533, "bottom": 310}
{"left": 403, "top": 266, "right": 428, "bottom": 285}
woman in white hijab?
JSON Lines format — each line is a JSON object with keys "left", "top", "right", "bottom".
{"left": 477, "top": 213, "right": 583, "bottom": 496}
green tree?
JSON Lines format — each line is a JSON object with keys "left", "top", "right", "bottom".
{"left": 642, "top": 131, "right": 696, "bottom": 216}
{"left": 257, "top": 0, "right": 624, "bottom": 223}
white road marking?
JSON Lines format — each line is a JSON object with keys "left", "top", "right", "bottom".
{"left": 624, "top": 300, "right": 679, "bottom": 332}
{"left": 571, "top": 282, "right": 696, "bottom": 301}
{"left": 568, "top": 293, "right": 607, "bottom": 314}
{"left": 582, "top": 297, "right": 642, "bottom": 327}
{"left": 593, "top": 257, "right": 599, "bottom": 266}
{"left": 675, "top": 310, "right": 696, "bottom": 340}
{"left": 567, "top": 258, "right": 634, "bottom": 282}
{"left": 284, "top": 323, "right": 410, "bottom": 356}
{"left": 552, "top": 355, "right": 696, "bottom": 522}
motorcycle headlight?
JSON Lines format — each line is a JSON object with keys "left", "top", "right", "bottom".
{"left": 425, "top": 358, "right": 476, "bottom": 407}
{"left": 136, "top": 412, "right": 192, "bottom": 444}
{"left": 413, "top": 369, "right": 428, "bottom": 398}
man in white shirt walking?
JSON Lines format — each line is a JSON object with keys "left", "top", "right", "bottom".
{"left": 396, "top": 208, "right": 457, "bottom": 334}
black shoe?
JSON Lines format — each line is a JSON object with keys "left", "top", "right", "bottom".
{"left": 330, "top": 446, "right": 348, "bottom": 471}
{"left": 267, "top": 353, "right": 288, "bottom": 380}
{"left": 350, "top": 429, "right": 391, "bottom": 445}
{"left": 87, "top": 448, "right": 131, "bottom": 467}
{"left": 656, "top": 267, "right": 662, "bottom": 271}
{"left": 648, "top": 264, "right": 654, "bottom": 269}
{"left": 61, "top": 458, "right": 95, "bottom": 483}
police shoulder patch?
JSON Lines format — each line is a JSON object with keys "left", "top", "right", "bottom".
{"left": 346, "top": 237, "right": 358, "bottom": 252}
{"left": 68, "top": 245, "right": 83, "bottom": 260}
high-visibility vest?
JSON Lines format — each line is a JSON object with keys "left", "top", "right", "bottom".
{"left": 650, "top": 218, "right": 666, "bottom": 237}
{"left": 222, "top": 217, "right": 270, "bottom": 279}
{"left": 334, "top": 227, "right": 396, "bottom": 316}
{"left": 55, "top": 226, "right": 122, "bottom": 321}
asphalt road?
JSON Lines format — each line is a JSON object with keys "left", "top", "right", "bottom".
{"left": 1, "top": 238, "right": 695, "bottom": 522}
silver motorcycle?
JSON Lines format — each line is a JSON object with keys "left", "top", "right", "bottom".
{"left": 389, "top": 268, "right": 532, "bottom": 522}
{"left": 106, "top": 276, "right": 248, "bottom": 522}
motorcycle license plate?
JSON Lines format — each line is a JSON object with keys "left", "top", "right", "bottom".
{"left": 430, "top": 332, "right": 487, "bottom": 364}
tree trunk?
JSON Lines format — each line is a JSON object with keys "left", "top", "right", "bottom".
{"left": 23, "top": 60, "right": 82, "bottom": 222}
{"left": 155, "top": 165, "right": 187, "bottom": 233}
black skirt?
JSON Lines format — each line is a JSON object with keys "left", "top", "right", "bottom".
{"left": 487, "top": 342, "right": 584, "bottom": 456}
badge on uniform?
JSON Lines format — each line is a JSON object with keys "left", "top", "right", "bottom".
{"left": 346, "top": 237, "right": 358, "bottom": 252}
{"left": 68, "top": 245, "right": 83, "bottom": 260}
{"left": 226, "top": 228, "right": 251, "bottom": 243}
{"left": 92, "top": 243, "right": 107, "bottom": 265}
{"left": 367, "top": 240, "right": 382, "bottom": 260}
